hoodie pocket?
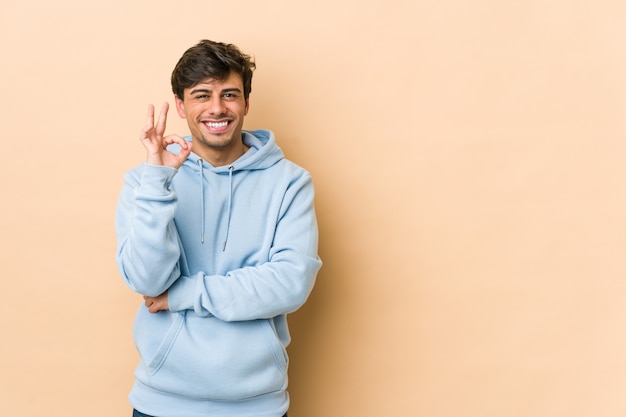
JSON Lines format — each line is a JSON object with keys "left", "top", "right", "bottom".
{"left": 133, "top": 308, "right": 186, "bottom": 374}
{"left": 134, "top": 311, "right": 289, "bottom": 401}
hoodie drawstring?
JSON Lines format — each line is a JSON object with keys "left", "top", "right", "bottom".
{"left": 198, "top": 159, "right": 234, "bottom": 250}
{"left": 223, "top": 166, "right": 234, "bottom": 251}
{"left": 198, "top": 159, "right": 205, "bottom": 244}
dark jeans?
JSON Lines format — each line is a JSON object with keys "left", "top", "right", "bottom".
{"left": 133, "top": 410, "right": 287, "bottom": 417}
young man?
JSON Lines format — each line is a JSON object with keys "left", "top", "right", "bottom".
{"left": 116, "top": 40, "right": 322, "bottom": 417}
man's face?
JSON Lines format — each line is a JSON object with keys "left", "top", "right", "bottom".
{"left": 175, "top": 71, "right": 249, "bottom": 157}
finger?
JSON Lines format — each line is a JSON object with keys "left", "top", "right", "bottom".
{"left": 177, "top": 139, "right": 193, "bottom": 162}
{"left": 140, "top": 105, "right": 156, "bottom": 141}
{"left": 163, "top": 134, "right": 190, "bottom": 149}
{"left": 155, "top": 102, "right": 169, "bottom": 137}
{"left": 144, "top": 104, "right": 155, "bottom": 131}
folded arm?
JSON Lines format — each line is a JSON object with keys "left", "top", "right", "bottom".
{"left": 167, "top": 174, "right": 322, "bottom": 321}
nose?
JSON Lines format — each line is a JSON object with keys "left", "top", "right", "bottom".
{"left": 207, "top": 95, "right": 226, "bottom": 115}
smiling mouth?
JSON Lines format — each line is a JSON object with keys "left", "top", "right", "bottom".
{"left": 203, "top": 120, "right": 230, "bottom": 132}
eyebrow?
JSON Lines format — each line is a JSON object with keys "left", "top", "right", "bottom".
{"left": 189, "top": 87, "right": 243, "bottom": 95}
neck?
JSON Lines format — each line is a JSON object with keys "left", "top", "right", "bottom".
{"left": 195, "top": 138, "right": 249, "bottom": 167}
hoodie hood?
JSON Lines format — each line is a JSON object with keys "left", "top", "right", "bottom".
{"left": 179, "top": 129, "right": 284, "bottom": 173}
{"left": 168, "top": 129, "right": 284, "bottom": 248}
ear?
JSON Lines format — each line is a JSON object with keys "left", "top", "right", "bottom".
{"left": 244, "top": 96, "right": 250, "bottom": 116}
{"left": 174, "top": 95, "right": 186, "bottom": 118}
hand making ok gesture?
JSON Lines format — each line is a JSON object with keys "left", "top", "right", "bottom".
{"left": 140, "top": 102, "right": 192, "bottom": 168}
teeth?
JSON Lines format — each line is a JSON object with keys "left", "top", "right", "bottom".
{"left": 206, "top": 121, "right": 228, "bottom": 128}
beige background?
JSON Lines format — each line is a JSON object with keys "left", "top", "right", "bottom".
{"left": 1, "top": 0, "right": 625, "bottom": 416}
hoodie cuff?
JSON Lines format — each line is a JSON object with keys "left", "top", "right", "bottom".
{"left": 138, "top": 163, "right": 178, "bottom": 196}
{"left": 167, "top": 275, "right": 196, "bottom": 312}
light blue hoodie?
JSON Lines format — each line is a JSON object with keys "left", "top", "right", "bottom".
{"left": 116, "top": 130, "right": 322, "bottom": 417}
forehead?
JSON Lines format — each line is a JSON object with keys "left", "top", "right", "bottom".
{"left": 186, "top": 72, "right": 244, "bottom": 93}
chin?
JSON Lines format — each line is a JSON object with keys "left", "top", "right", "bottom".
{"left": 200, "top": 135, "right": 235, "bottom": 149}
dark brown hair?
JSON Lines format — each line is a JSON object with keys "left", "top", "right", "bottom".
{"left": 171, "top": 40, "right": 256, "bottom": 100}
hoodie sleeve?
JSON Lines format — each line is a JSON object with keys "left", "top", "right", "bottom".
{"left": 115, "top": 163, "right": 182, "bottom": 297}
{"left": 167, "top": 172, "right": 322, "bottom": 321}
